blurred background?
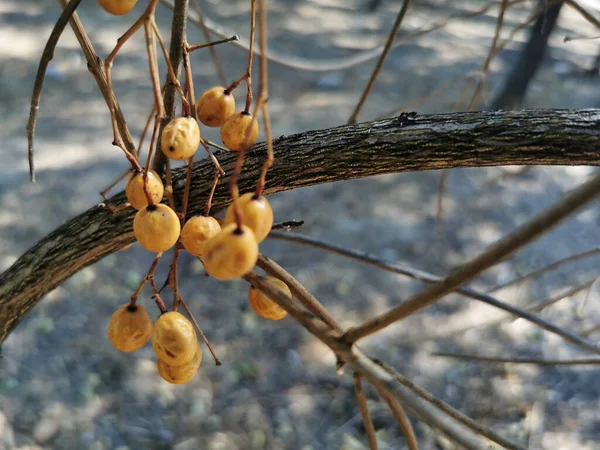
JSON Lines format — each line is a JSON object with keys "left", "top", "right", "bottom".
{"left": 1, "top": 0, "right": 600, "bottom": 448}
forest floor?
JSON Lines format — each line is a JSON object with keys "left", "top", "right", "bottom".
{"left": 1, "top": 0, "right": 600, "bottom": 449}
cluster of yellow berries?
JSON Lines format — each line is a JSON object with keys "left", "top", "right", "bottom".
{"left": 106, "top": 85, "right": 291, "bottom": 383}
{"left": 108, "top": 306, "right": 201, "bottom": 384}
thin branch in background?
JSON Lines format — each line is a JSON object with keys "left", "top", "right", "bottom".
{"left": 343, "top": 172, "right": 600, "bottom": 344}
{"left": 581, "top": 323, "right": 600, "bottom": 337}
{"left": 269, "top": 231, "right": 600, "bottom": 354}
{"left": 347, "top": 0, "right": 412, "bottom": 125}
{"left": 190, "top": 0, "right": 228, "bottom": 85}
{"left": 436, "top": 169, "right": 450, "bottom": 231}
{"left": 152, "top": 0, "right": 190, "bottom": 175}
{"left": 187, "top": 35, "right": 239, "bottom": 52}
{"left": 243, "top": 267, "right": 523, "bottom": 450}
{"left": 432, "top": 353, "right": 600, "bottom": 366}
{"left": 164, "top": 0, "right": 528, "bottom": 72}
{"left": 100, "top": 167, "right": 131, "bottom": 200}
{"left": 375, "top": 387, "right": 419, "bottom": 450}
{"left": 27, "top": 0, "right": 83, "bottom": 182}
{"left": 466, "top": 0, "right": 510, "bottom": 110}
{"left": 255, "top": 254, "right": 343, "bottom": 332}
{"left": 489, "top": 247, "right": 600, "bottom": 293}
{"left": 565, "top": 0, "right": 600, "bottom": 29}
{"left": 353, "top": 373, "right": 379, "bottom": 450}
{"left": 178, "top": 294, "right": 222, "bottom": 365}
{"left": 253, "top": 0, "right": 274, "bottom": 197}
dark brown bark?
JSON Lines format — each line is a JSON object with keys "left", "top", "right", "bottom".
{"left": 1, "top": 108, "right": 599, "bottom": 343}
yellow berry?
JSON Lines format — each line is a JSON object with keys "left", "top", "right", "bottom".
{"left": 107, "top": 303, "right": 153, "bottom": 352}
{"left": 157, "top": 341, "right": 202, "bottom": 385}
{"left": 161, "top": 117, "right": 200, "bottom": 160}
{"left": 180, "top": 216, "right": 221, "bottom": 257}
{"left": 196, "top": 87, "right": 236, "bottom": 128}
{"left": 220, "top": 112, "right": 259, "bottom": 151}
{"left": 133, "top": 204, "right": 181, "bottom": 253}
{"left": 224, "top": 193, "right": 273, "bottom": 243}
{"left": 97, "top": 0, "right": 137, "bottom": 15}
{"left": 202, "top": 223, "right": 258, "bottom": 280}
{"left": 125, "top": 169, "right": 164, "bottom": 210}
{"left": 248, "top": 277, "right": 290, "bottom": 321}
{"left": 152, "top": 311, "right": 197, "bottom": 366}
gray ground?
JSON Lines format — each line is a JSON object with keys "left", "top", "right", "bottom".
{"left": 1, "top": 0, "right": 600, "bottom": 449}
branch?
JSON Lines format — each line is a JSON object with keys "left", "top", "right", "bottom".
{"left": 343, "top": 164, "right": 600, "bottom": 343}
{"left": 1, "top": 108, "right": 599, "bottom": 342}
{"left": 152, "top": 0, "right": 189, "bottom": 174}
{"left": 27, "top": 0, "right": 83, "bottom": 182}
{"left": 243, "top": 268, "right": 522, "bottom": 449}
{"left": 268, "top": 232, "right": 600, "bottom": 354}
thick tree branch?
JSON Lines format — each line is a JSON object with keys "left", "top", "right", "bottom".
{"left": 1, "top": 109, "right": 599, "bottom": 342}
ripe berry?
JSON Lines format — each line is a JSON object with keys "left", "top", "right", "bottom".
{"left": 125, "top": 169, "right": 164, "bottom": 210}
{"left": 202, "top": 223, "right": 259, "bottom": 280}
{"left": 248, "top": 277, "right": 291, "bottom": 321}
{"left": 161, "top": 117, "right": 200, "bottom": 160}
{"left": 107, "top": 303, "right": 153, "bottom": 352}
{"left": 220, "top": 112, "right": 259, "bottom": 151}
{"left": 224, "top": 193, "right": 273, "bottom": 243}
{"left": 152, "top": 311, "right": 197, "bottom": 366}
{"left": 180, "top": 216, "right": 221, "bottom": 257}
{"left": 157, "top": 341, "right": 202, "bottom": 385}
{"left": 133, "top": 204, "right": 181, "bottom": 253}
{"left": 97, "top": 0, "right": 137, "bottom": 15}
{"left": 196, "top": 87, "right": 236, "bottom": 128}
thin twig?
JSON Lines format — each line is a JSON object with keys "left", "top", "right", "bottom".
{"left": 254, "top": 0, "right": 273, "bottom": 197}
{"left": 162, "top": 0, "right": 527, "bottom": 72}
{"left": 27, "top": 0, "right": 83, "bottom": 182}
{"left": 243, "top": 267, "right": 523, "bottom": 450}
{"left": 343, "top": 172, "right": 600, "bottom": 343}
{"left": 565, "top": 0, "right": 600, "bottom": 29}
{"left": 269, "top": 231, "right": 600, "bottom": 355}
{"left": 353, "top": 373, "right": 379, "bottom": 450}
{"left": 466, "top": 0, "right": 510, "bottom": 110}
{"left": 375, "top": 386, "right": 419, "bottom": 450}
{"left": 347, "top": 0, "right": 412, "bottom": 125}
{"left": 489, "top": 247, "right": 600, "bottom": 293}
{"left": 432, "top": 353, "right": 600, "bottom": 366}
{"left": 152, "top": 0, "right": 189, "bottom": 175}
{"left": 190, "top": 0, "right": 228, "bottom": 85}
{"left": 178, "top": 294, "right": 222, "bottom": 365}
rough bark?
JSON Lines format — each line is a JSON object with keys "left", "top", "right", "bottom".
{"left": 1, "top": 108, "right": 599, "bottom": 342}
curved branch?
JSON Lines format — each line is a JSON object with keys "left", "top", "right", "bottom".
{"left": 1, "top": 108, "right": 599, "bottom": 342}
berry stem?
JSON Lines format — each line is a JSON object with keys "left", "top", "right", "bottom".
{"left": 251, "top": 0, "right": 273, "bottom": 198}
{"left": 199, "top": 138, "right": 225, "bottom": 216}
{"left": 186, "top": 34, "right": 239, "bottom": 53}
{"left": 144, "top": 19, "right": 166, "bottom": 121}
{"left": 151, "top": 19, "right": 190, "bottom": 115}
{"left": 130, "top": 252, "right": 163, "bottom": 308}
{"left": 225, "top": 0, "right": 256, "bottom": 113}
{"left": 104, "top": 0, "right": 159, "bottom": 165}
{"left": 229, "top": 150, "right": 246, "bottom": 230}
{"left": 178, "top": 294, "right": 222, "bottom": 366}
{"left": 143, "top": 116, "right": 162, "bottom": 207}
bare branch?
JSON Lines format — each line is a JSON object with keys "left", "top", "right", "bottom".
{"left": 432, "top": 353, "right": 600, "bottom": 366}
{"left": 243, "top": 268, "right": 523, "bottom": 449}
{"left": 343, "top": 170, "right": 600, "bottom": 343}
{"left": 269, "top": 232, "right": 600, "bottom": 354}
{"left": 27, "top": 0, "right": 83, "bottom": 182}
{"left": 374, "top": 386, "right": 419, "bottom": 450}
{"left": 152, "top": 0, "right": 189, "bottom": 175}
{"left": 2, "top": 109, "right": 600, "bottom": 342}
{"left": 347, "top": 0, "right": 412, "bottom": 124}
{"left": 353, "top": 373, "right": 379, "bottom": 450}
{"left": 161, "top": 0, "right": 528, "bottom": 72}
